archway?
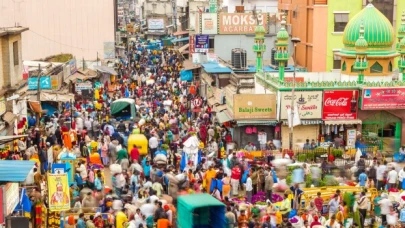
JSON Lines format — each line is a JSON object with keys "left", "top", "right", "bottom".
{"left": 362, "top": 111, "right": 401, "bottom": 153}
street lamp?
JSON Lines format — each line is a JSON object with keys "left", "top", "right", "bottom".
{"left": 289, "top": 37, "right": 301, "bottom": 151}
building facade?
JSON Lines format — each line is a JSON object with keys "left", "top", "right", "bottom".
{"left": 278, "top": 0, "right": 405, "bottom": 72}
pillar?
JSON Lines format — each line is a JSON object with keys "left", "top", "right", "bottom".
{"left": 279, "top": 61, "right": 285, "bottom": 82}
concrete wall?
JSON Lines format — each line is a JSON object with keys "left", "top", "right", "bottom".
{"left": 189, "top": 1, "right": 210, "bottom": 31}
{"left": 223, "top": 0, "right": 278, "bottom": 13}
{"left": 214, "top": 35, "right": 276, "bottom": 63}
{"left": 0, "top": 0, "right": 115, "bottom": 61}
{"left": 312, "top": 5, "right": 328, "bottom": 72}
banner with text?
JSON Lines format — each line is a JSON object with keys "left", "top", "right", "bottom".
{"left": 219, "top": 13, "right": 269, "bottom": 34}
{"left": 361, "top": 87, "right": 405, "bottom": 110}
{"left": 201, "top": 13, "right": 218, "bottom": 34}
{"left": 233, "top": 94, "right": 276, "bottom": 119}
{"left": 48, "top": 174, "right": 70, "bottom": 212}
{"left": 280, "top": 91, "right": 323, "bottom": 119}
{"left": 195, "top": 35, "right": 209, "bottom": 53}
{"left": 323, "top": 90, "right": 358, "bottom": 120}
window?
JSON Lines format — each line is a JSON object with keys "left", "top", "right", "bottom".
{"left": 342, "top": 61, "right": 346, "bottom": 71}
{"left": 388, "top": 61, "right": 393, "bottom": 72}
{"left": 371, "top": 62, "right": 383, "bottom": 73}
{"left": 334, "top": 13, "right": 349, "bottom": 32}
{"left": 373, "top": 0, "right": 394, "bottom": 24}
{"left": 13, "top": 41, "right": 18, "bottom": 66}
{"left": 292, "top": 10, "right": 297, "bottom": 18}
{"left": 333, "top": 51, "right": 341, "bottom": 69}
{"left": 209, "top": 37, "right": 214, "bottom": 49}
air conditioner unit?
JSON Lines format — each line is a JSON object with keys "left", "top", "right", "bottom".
{"left": 231, "top": 48, "right": 247, "bottom": 69}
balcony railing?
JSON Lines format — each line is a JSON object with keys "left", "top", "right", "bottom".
{"left": 353, "top": 61, "right": 368, "bottom": 70}
{"left": 274, "top": 52, "right": 289, "bottom": 61}
{"left": 253, "top": 44, "right": 266, "bottom": 52}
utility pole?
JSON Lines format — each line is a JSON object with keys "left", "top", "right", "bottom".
{"left": 36, "top": 64, "right": 41, "bottom": 127}
{"left": 172, "top": 0, "right": 177, "bottom": 31}
{"left": 289, "top": 37, "right": 301, "bottom": 150}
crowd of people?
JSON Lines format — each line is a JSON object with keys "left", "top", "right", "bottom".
{"left": 5, "top": 34, "right": 405, "bottom": 228}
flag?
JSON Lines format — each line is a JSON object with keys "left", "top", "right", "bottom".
{"left": 15, "top": 188, "right": 31, "bottom": 218}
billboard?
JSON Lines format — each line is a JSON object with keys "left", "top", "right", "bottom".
{"left": 361, "top": 87, "right": 405, "bottom": 110}
{"left": 280, "top": 91, "right": 323, "bottom": 119}
{"left": 5, "top": 183, "right": 19, "bottom": 216}
{"left": 233, "top": 94, "right": 276, "bottom": 119}
{"left": 195, "top": 35, "right": 209, "bottom": 53}
{"left": 28, "top": 76, "right": 52, "bottom": 90}
{"left": 201, "top": 13, "right": 218, "bottom": 34}
{"left": 323, "top": 90, "right": 358, "bottom": 120}
{"left": 148, "top": 18, "right": 165, "bottom": 30}
{"left": 48, "top": 174, "right": 70, "bottom": 212}
{"left": 219, "top": 13, "right": 268, "bottom": 34}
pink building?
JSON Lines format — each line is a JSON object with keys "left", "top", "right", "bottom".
{"left": 0, "top": 0, "right": 115, "bottom": 61}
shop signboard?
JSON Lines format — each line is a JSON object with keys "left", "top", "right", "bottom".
{"left": 280, "top": 91, "right": 323, "bottom": 119}
{"left": 28, "top": 76, "right": 52, "bottom": 90}
{"left": 5, "top": 183, "right": 19, "bottom": 216}
{"left": 75, "top": 82, "right": 92, "bottom": 93}
{"left": 322, "top": 90, "right": 358, "bottom": 120}
{"left": 68, "top": 59, "right": 77, "bottom": 75}
{"left": 219, "top": 13, "right": 268, "bottom": 34}
{"left": 346, "top": 129, "right": 357, "bottom": 148}
{"left": 0, "top": 187, "right": 3, "bottom": 224}
{"left": 195, "top": 35, "right": 209, "bottom": 53}
{"left": 48, "top": 174, "right": 70, "bottom": 212}
{"left": 189, "top": 35, "right": 195, "bottom": 57}
{"left": 233, "top": 94, "right": 276, "bottom": 119}
{"left": 147, "top": 18, "right": 164, "bottom": 30}
{"left": 201, "top": 13, "right": 218, "bottom": 35}
{"left": 361, "top": 87, "right": 405, "bottom": 110}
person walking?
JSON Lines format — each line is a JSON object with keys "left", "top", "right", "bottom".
{"left": 245, "top": 174, "right": 253, "bottom": 203}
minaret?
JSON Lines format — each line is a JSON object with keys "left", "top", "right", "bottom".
{"left": 353, "top": 23, "right": 368, "bottom": 84}
{"left": 275, "top": 15, "right": 289, "bottom": 82}
{"left": 253, "top": 24, "right": 266, "bottom": 73}
{"left": 398, "top": 12, "right": 405, "bottom": 81}
{"left": 397, "top": 12, "right": 405, "bottom": 49}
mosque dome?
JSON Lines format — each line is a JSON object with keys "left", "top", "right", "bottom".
{"left": 276, "top": 17, "right": 289, "bottom": 40}
{"left": 342, "top": 3, "right": 394, "bottom": 50}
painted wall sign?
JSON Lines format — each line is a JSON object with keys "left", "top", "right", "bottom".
{"left": 323, "top": 90, "right": 358, "bottom": 120}
{"left": 28, "top": 76, "right": 52, "bottom": 90}
{"left": 233, "top": 94, "right": 276, "bottom": 119}
{"left": 280, "top": 91, "right": 323, "bottom": 119}
{"left": 201, "top": 13, "right": 218, "bottom": 35}
{"left": 219, "top": 13, "right": 268, "bottom": 34}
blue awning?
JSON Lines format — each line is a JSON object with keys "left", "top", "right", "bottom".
{"left": 171, "top": 37, "right": 189, "bottom": 43}
{"left": 0, "top": 160, "right": 35, "bottom": 182}
{"left": 201, "top": 63, "right": 233, "bottom": 73}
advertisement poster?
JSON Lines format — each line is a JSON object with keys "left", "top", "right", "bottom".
{"left": 189, "top": 35, "right": 195, "bottom": 56}
{"left": 323, "top": 90, "right": 358, "bottom": 120}
{"left": 346, "top": 129, "right": 357, "bottom": 148}
{"left": 361, "top": 87, "right": 405, "bottom": 110}
{"left": 28, "top": 76, "right": 51, "bottom": 90}
{"left": 219, "top": 13, "right": 268, "bottom": 34}
{"left": 195, "top": 35, "right": 209, "bottom": 53}
{"left": 104, "top": 42, "right": 115, "bottom": 59}
{"left": 48, "top": 174, "right": 70, "bottom": 212}
{"left": 5, "top": 183, "right": 19, "bottom": 216}
{"left": 148, "top": 18, "right": 164, "bottom": 30}
{"left": 68, "top": 59, "right": 77, "bottom": 75}
{"left": 201, "top": 13, "right": 218, "bottom": 35}
{"left": 233, "top": 94, "right": 276, "bottom": 119}
{"left": 280, "top": 91, "right": 323, "bottom": 119}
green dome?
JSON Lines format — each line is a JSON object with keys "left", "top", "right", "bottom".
{"left": 254, "top": 25, "right": 266, "bottom": 34}
{"left": 398, "top": 12, "right": 405, "bottom": 40}
{"left": 343, "top": 3, "right": 394, "bottom": 49}
{"left": 399, "top": 37, "right": 405, "bottom": 49}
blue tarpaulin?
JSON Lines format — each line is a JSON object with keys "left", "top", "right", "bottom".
{"left": 180, "top": 70, "right": 193, "bottom": 82}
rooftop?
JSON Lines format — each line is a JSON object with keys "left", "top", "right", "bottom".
{"left": 0, "top": 27, "right": 29, "bottom": 37}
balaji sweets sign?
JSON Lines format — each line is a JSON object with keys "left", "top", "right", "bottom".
{"left": 233, "top": 94, "right": 276, "bottom": 119}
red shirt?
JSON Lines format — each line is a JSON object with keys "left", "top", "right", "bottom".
{"left": 130, "top": 147, "right": 140, "bottom": 161}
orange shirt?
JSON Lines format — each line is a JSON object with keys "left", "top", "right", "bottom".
{"left": 157, "top": 218, "right": 171, "bottom": 228}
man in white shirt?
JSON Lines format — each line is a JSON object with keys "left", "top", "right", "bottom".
{"left": 245, "top": 174, "right": 253, "bottom": 203}
{"left": 387, "top": 167, "right": 398, "bottom": 189}
{"left": 399, "top": 167, "right": 405, "bottom": 190}
{"left": 148, "top": 136, "right": 158, "bottom": 161}
{"left": 378, "top": 193, "right": 391, "bottom": 225}
{"left": 376, "top": 161, "right": 387, "bottom": 190}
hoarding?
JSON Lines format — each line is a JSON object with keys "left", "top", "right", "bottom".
{"left": 219, "top": 13, "right": 268, "bottom": 34}
{"left": 75, "top": 82, "right": 93, "bottom": 92}
{"left": 28, "top": 76, "right": 52, "bottom": 90}
{"left": 48, "top": 174, "right": 70, "bottom": 212}
{"left": 361, "top": 87, "right": 405, "bottom": 110}
{"left": 323, "top": 90, "right": 358, "bottom": 120}
{"left": 280, "top": 91, "right": 323, "bottom": 119}
{"left": 5, "top": 183, "right": 19, "bottom": 216}
{"left": 233, "top": 94, "right": 276, "bottom": 119}
{"left": 201, "top": 13, "right": 218, "bottom": 35}
{"left": 148, "top": 18, "right": 165, "bottom": 30}
{"left": 189, "top": 35, "right": 195, "bottom": 56}
{"left": 195, "top": 35, "right": 209, "bottom": 53}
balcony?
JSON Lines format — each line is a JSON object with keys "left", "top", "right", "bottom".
{"left": 353, "top": 61, "right": 368, "bottom": 71}
{"left": 253, "top": 44, "right": 266, "bottom": 52}
{"left": 274, "top": 52, "right": 289, "bottom": 61}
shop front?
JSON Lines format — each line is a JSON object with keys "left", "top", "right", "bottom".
{"left": 358, "top": 87, "right": 405, "bottom": 152}
{"left": 232, "top": 94, "right": 277, "bottom": 149}
{"left": 279, "top": 91, "right": 323, "bottom": 149}
{"left": 321, "top": 90, "right": 362, "bottom": 149}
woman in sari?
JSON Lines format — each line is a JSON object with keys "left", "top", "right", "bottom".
{"left": 222, "top": 173, "right": 231, "bottom": 199}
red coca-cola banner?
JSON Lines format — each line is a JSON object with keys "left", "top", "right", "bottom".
{"left": 323, "top": 90, "right": 358, "bottom": 120}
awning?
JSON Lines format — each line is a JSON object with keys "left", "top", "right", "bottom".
{"left": 173, "top": 31, "right": 189, "bottom": 36}
{"left": 216, "top": 111, "right": 233, "bottom": 124}
{"left": 207, "top": 97, "right": 217, "bottom": 106}
{"left": 324, "top": 119, "right": 362, "bottom": 125}
{"left": 237, "top": 120, "right": 278, "bottom": 126}
{"left": 94, "top": 65, "right": 118, "bottom": 75}
{"left": 171, "top": 37, "right": 189, "bottom": 43}
{"left": 214, "top": 104, "right": 227, "bottom": 112}
{"left": 178, "top": 43, "right": 190, "bottom": 54}
{"left": 64, "top": 71, "right": 97, "bottom": 83}
{"left": 28, "top": 101, "right": 42, "bottom": 113}
{"left": 40, "top": 92, "right": 75, "bottom": 103}
{"left": 2, "top": 112, "right": 16, "bottom": 124}
{"left": 0, "top": 160, "right": 35, "bottom": 182}
{"left": 183, "top": 59, "right": 201, "bottom": 70}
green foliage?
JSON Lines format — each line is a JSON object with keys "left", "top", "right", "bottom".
{"left": 323, "top": 175, "right": 339, "bottom": 186}
{"left": 305, "top": 174, "right": 312, "bottom": 188}
{"left": 319, "top": 179, "right": 326, "bottom": 187}
{"left": 161, "top": 144, "right": 169, "bottom": 150}
{"left": 286, "top": 174, "right": 292, "bottom": 186}
{"left": 331, "top": 148, "right": 344, "bottom": 158}
{"left": 297, "top": 153, "right": 308, "bottom": 162}
{"left": 313, "top": 147, "right": 328, "bottom": 158}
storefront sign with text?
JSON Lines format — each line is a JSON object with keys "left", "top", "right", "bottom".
{"left": 280, "top": 91, "right": 322, "bottom": 119}
{"left": 233, "top": 94, "right": 276, "bottom": 119}
{"left": 219, "top": 13, "right": 268, "bottom": 34}
{"left": 323, "top": 90, "right": 358, "bottom": 120}
{"left": 361, "top": 87, "right": 405, "bottom": 110}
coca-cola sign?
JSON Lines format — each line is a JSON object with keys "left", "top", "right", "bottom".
{"left": 280, "top": 91, "right": 323, "bottom": 119}
{"left": 323, "top": 90, "right": 358, "bottom": 120}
